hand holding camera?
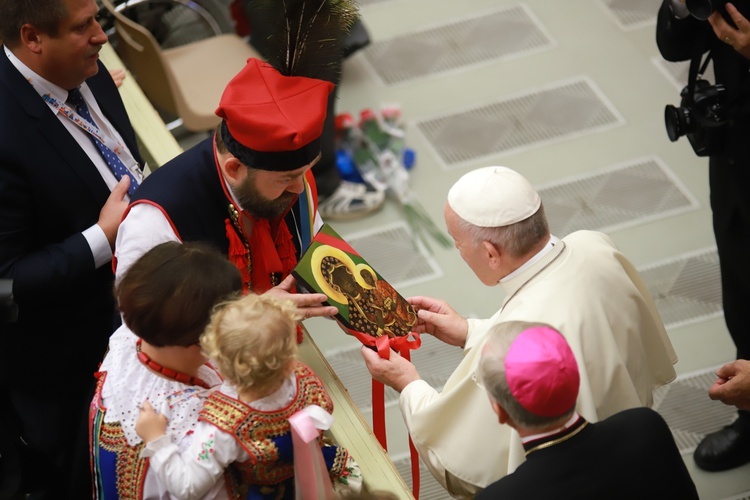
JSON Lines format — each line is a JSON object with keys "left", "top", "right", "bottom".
{"left": 707, "top": 2, "right": 750, "bottom": 59}
{"left": 683, "top": 1, "right": 750, "bottom": 57}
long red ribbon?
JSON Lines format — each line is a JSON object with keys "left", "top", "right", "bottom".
{"left": 347, "top": 328, "right": 422, "bottom": 499}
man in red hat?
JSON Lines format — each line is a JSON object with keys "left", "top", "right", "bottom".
{"left": 240, "top": 0, "right": 383, "bottom": 222}
{"left": 114, "top": 58, "right": 338, "bottom": 318}
{"left": 475, "top": 321, "right": 698, "bottom": 499}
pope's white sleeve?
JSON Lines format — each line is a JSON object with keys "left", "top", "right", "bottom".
{"left": 398, "top": 380, "right": 444, "bottom": 476}
{"left": 465, "top": 317, "right": 493, "bottom": 349}
{"left": 114, "top": 203, "right": 179, "bottom": 284}
{"left": 399, "top": 381, "right": 480, "bottom": 497}
{"left": 399, "top": 379, "right": 440, "bottom": 417}
{"left": 142, "top": 424, "right": 240, "bottom": 500}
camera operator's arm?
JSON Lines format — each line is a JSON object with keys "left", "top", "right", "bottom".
{"left": 709, "top": 4, "right": 750, "bottom": 60}
{"left": 657, "top": 0, "right": 711, "bottom": 61}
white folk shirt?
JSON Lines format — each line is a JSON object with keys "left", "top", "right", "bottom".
{"left": 113, "top": 172, "right": 324, "bottom": 284}
{"left": 97, "top": 326, "right": 229, "bottom": 499}
{"left": 399, "top": 230, "right": 678, "bottom": 498}
{"left": 141, "top": 378, "right": 363, "bottom": 499}
{"left": 140, "top": 380, "right": 295, "bottom": 500}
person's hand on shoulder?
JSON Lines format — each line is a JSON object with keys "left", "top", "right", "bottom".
{"left": 407, "top": 296, "right": 468, "bottom": 348}
{"left": 135, "top": 401, "right": 168, "bottom": 444}
{"left": 709, "top": 359, "right": 750, "bottom": 410}
{"left": 97, "top": 177, "right": 131, "bottom": 248}
{"left": 360, "top": 346, "right": 420, "bottom": 392}
{"left": 265, "top": 274, "right": 338, "bottom": 319}
{"left": 109, "top": 68, "right": 126, "bottom": 88}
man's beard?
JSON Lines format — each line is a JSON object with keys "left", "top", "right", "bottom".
{"left": 233, "top": 174, "right": 297, "bottom": 219}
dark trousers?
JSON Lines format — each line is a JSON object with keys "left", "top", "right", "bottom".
{"left": 5, "top": 374, "right": 96, "bottom": 499}
{"left": 709, "top": 156, "right": 750, "bottom": 361}
{"left": 710, "top": 152, "right": 750, "bottom": 428}
{"left": 1, "top": 306, "right": 115, "bottom": 500}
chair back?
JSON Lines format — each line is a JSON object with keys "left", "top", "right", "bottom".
{"left": 100, "top": 0, "right": 180, "bottom": 116}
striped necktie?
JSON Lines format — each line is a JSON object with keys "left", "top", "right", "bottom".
{"left": 66, "top": 88, "right": 139, "bottom": 196}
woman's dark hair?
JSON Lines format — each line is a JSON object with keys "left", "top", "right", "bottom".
{"left": 115, "top": 241, "right": 242, "bottom": 347}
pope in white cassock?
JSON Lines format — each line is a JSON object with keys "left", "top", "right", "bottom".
{"left": 361, "top": 166, "right": 678, "bottom": 498}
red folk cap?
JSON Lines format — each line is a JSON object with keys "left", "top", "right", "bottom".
{"left": 215, "top": 58, "right": 335, "bottom": 171}
{"left": 505, "top": 326, "right": 580, "bottom": 417}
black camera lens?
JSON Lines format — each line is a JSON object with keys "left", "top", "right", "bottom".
{"left": 685, "top": 0, "right": 729, "bottom": 20}
{"left": 665, "top": 104, "right": 691, "bottom": 142}
{"left": 686, "top": 0, "right": 714, "bottom": 20}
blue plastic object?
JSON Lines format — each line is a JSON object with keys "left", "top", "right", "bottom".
{"left": 403, "top": 148, "right": 416, "bottom": 170}
{"left": 335, "top": 150, "right": 364, "bottom": 183}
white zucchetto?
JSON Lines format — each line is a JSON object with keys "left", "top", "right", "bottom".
{"left": 447, "top": 166, "right": 541, "bottom": 227}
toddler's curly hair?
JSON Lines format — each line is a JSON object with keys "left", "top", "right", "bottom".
{"left": 201, "top": 293, "right": 300, "bottom": 396}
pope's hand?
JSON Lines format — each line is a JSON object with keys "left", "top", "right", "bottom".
{"left": 361, "top": 346, "right": 420, "bottom": 393}
{"left": 265, "top": 274, "right": 338, "bottom": 320}
{"left": 407, "top": 296, "right": 468, "bottom": 348}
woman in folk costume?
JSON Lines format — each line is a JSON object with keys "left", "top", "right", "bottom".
{"left": 135, "top": 293, "right": 362, "bottom": 499}
{"left": 89, "top": 241, "right": 243, "bottom": 499}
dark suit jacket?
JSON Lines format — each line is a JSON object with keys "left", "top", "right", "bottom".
{"left": 475, "top": 408, "right": 698, "bottom": 499}
{"left": 0, "top": 52, "right": 142, "bottom": 389}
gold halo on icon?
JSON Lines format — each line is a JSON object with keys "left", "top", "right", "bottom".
{"left": 354, "top": 263, "right": 376, "bottom": 290}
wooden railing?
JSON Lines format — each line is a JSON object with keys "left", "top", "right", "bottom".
{"left": 100, "top": 44, "right": 182, "bottom": 170}
{"left": 100, "top": 43, "right": 413, "bottom": 498}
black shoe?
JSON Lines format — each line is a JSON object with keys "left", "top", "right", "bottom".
{"left": 694, "top": 418, "right": 750, "bottom": 471}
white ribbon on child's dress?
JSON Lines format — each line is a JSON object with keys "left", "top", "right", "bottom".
{"left": 289, "top": 405, "right": 337, "bottom": 500}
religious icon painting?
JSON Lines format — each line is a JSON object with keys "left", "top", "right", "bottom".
{"left": 293, "top": 223, "right": 417, "bottom": 339}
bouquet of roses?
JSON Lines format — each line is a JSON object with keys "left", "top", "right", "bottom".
{"left": 334, "top": 105, "right": 451, "bottom": 252}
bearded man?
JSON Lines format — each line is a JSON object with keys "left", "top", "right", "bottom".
{"left": 114, "top": 58, "right": 337, "bottom": 321}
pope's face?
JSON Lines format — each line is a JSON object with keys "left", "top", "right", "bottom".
{"left": 36, "top": 0, "right": 107, "bottom": 90}
{"left": 234, "top": 157, "right": 318, "bottom": 219}
{"left": 444, "top": 202, "right": 498, "bottom": 286}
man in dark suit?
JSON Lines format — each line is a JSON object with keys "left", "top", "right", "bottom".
{"left": 0, "top": 0, "right": 142, "bottom": 497}
{"left": 475, "top": 321, "right": 698, "bottom": 500}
